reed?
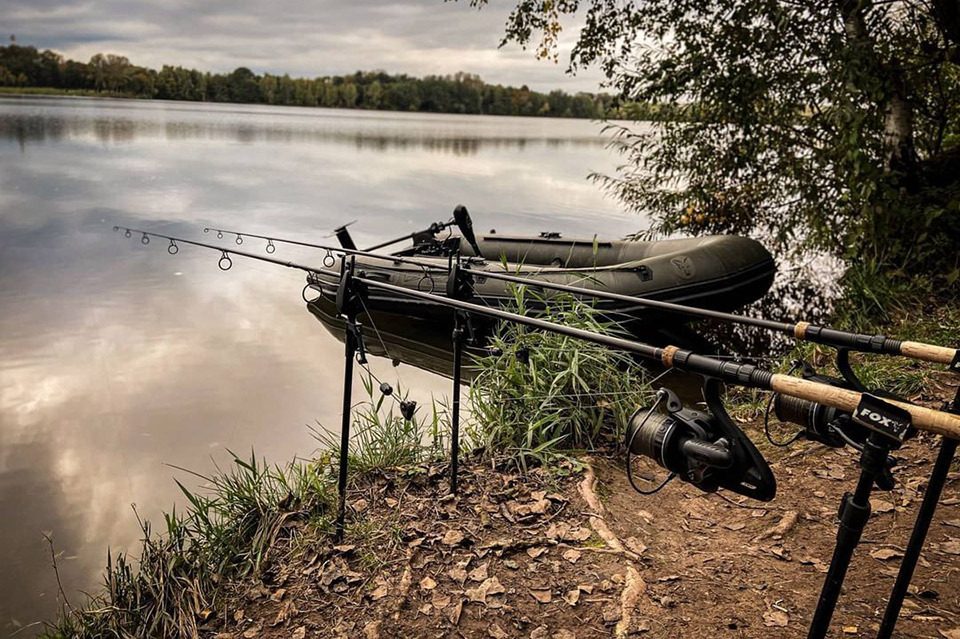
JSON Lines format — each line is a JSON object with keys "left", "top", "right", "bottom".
{"left": 467, "top": 285, "right": 655, "bottom": 470}
{"left": 310, "top": 374, "right": 451, "bottom": 476}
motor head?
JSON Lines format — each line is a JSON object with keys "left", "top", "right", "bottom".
{"left": 453, "top": 204, "right": 482, "bottom": 257}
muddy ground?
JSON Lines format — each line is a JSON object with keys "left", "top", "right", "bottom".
{"left": 211, "top": 380, "right": 960, "bottom": 638}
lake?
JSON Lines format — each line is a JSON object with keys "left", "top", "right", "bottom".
{"left": 0, "top": 96, "right": 636, "bottom": 634}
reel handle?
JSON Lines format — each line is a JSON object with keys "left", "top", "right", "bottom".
{"left": 681, "top": 438, "right": 733, "bottom": 469}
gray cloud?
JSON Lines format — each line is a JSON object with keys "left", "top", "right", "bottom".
{"left": 1, "top": 0, "right": 606, "bottom": 92}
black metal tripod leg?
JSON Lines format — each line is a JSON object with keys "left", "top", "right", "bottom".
{"left": 335, "top": 317, "right": 357, "bottom": 542}
{"left": 876, "top": 436, "right": 958, "bottom": 638}
{"left": 808, "top": 435, "right": 890, "bottom": 639}
{"left": 450, "top": 312, "right": 465, "bottom": 494}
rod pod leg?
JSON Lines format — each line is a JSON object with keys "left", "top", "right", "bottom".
{"left": 335, "top": 316, "right": 358, "bottom": 542}
{"left": 450, "top": 311, "right": 465, "bottom": 494}
{"left": 808, "top": 433, "right": 893, "bottom": 639}
{"left": 877, "top": 388, "right": 960, "bottom": 638}
{"left": 874, "top": 436, "right": 956, "bottom": 637}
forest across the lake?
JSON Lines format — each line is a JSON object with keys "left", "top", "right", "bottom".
{"left": 0, "top": 41, "right": 637, "bottom": 119}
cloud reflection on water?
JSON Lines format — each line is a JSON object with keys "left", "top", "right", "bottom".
{"left": 0, "top": 96, "right": 632, "bottom": 634}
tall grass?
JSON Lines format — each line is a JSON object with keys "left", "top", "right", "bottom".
{"left": 468, "top": 286, "right": 655, "bottom": 469}
{"left": 42, "top": 452, "right": 335, "bottom": 638}
{"left": 311, "top": 374, "right": 450, "bottom": 475}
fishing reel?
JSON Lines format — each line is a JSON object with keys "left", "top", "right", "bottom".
{"left": 626, "top": 379, "right": 776, "bottom": 501}
{"left": 767, "top": 359, "right": 909, "bottom": 490}
{"left": 766, "top": 359, "right": 915, "bottom": 450}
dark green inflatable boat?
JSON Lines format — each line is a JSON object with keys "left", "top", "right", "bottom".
{"left": 306, "top": 229, "right": 775, "bottom": 333}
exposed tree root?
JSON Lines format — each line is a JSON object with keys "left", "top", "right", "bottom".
{"left": 578, "top": 460, "right": 642, "bottom": 562}
{"left": 615, "top": 566, "right": 646, "bottom": 639}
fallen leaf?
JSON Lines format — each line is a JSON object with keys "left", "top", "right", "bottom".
{"left": 873, "top": 499, "right": 895, "bottom": 514}
{"left": 530, "top": 589, "right": 553, "bottom": 604}
{"left": 466, "top": 577, "right": 505, "bottom": 604}
{"left": 763, "top": 611, "right": 789, "bottom": 627}
{"left": 447, "top": 567, "right": 468, "bottom": 584}
{"left": 567, "top": 527, "right": 592, "bottom": 541}
{"left": 370, "top": 584, "right": 389, "bottom": 601}
{"left": 871, "top": 548, "right": 904, "bottom": 561}
{"left": 941, "top": 540, "right": 960, "bottom": 555}
{"left": 563, "top": 588, "right": 580, "bottom": 606}
{"left": 468, "top": 563, "right": 489, "bottom": 582}
{"left": 530, "top": 626, "right": 550, "bottom": 639}
{"left": 448, "top": 600, "right": 463, "bottom": 625}
{"left": 233, "top": 609, "right": 244, "bottom": 623}
{"left": 269, "top": 588, "right": 287, "bottom": 602}
{"left": 527, "top": 546, "right": 548, "bottom": 559}
{"left": 724, "top": 522, "right": 746, "bottom": 531}
{"left": 553, "top": 631, "right": 576, "bottom": 639}
{"left": 939, "top": 629, "right": 960, "bottom": 639}
{"left": 442, "top": 529, "right": 466, "bottom": 546}
{"left": 420, "top": 576, "right": 437, "bottom": 591}
{"left": 842, "top": 626, "right": 859, "bottom": 635}
{"left": 432, "top": 592, "right": 451, "bottom": 609}
{"left": 242, "top": 625, "right": 262, "bottom": 639}
{"left": 488, "top": 624, "right": 509, "bottom": 639}
{"left": 291, "top": 626, "right": 307, "bottom": 639}
{"left": 562, "top": 549, "right": 581, "bottom": 564}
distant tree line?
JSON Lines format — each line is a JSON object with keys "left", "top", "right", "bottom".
{"left": 0, "top": 42, "right": 620, "bottom": 119}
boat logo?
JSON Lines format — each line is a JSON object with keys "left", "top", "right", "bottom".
{"left": 670, "top": 256, "right": 695, "bottom": 280}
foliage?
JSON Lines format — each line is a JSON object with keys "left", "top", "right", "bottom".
{"left": 468, "top": 286, "right": 655, "bottom": 470}
{"left": 42, "top": 451, "right": 335, "bottom": 638}
{"left": 0, "top": 42, "right": 616, "bottom": 119}
{"left": 466, "top": 0, "right": 960, "bottom": 289}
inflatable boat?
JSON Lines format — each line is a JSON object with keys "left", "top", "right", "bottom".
{"left": 305, "top": 216, "right": 774, "bottom": 334}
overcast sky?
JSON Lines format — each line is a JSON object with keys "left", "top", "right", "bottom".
{"left": 2, "top": 0, "right": 607, "bottom": 92}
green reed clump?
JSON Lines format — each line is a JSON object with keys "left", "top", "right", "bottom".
{"left": 311, "top": 374, "right": 450, "bottom": 476}
{"left": 468, "top": 286, "right": 654, "bottom": 470}
{"left": 42, "top": 452, "right": 335, "bottom": 639}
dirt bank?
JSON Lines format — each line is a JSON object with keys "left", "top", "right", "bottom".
{"left": 209, "top": 396, "right": 960, "bottom": 638}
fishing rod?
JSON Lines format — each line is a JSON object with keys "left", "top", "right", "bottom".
{"left": 113, "top": 225, "right": 340, "bottom": 277}
{"left": 352, "top": 274, "right": 960, "bottom": 440}
{"left": 199, "top": 226, "right": 448, "bottom": 272}
{"left": 455, "top": 265, "right": 960, "bottom": 373}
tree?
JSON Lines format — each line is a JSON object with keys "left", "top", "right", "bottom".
{"left": 468, "top": 0, "right": 960, "bottom": 284}
{"left": 227, "top": 67, "right": 259, "bottom": 103}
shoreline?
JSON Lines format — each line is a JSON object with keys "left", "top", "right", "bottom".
{"left": 0, "top": 87, "right": 602, "bottom": 121}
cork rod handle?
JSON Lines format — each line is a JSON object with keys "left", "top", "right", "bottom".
{"left": 770, "top": 374, "right": 960, "bottom": 439}
{"left": 899, "top": 341, "right": 958, "bottom": 366}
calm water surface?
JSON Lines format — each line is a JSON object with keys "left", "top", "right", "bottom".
{"left": 0, "top": 96, "right": 636, "bottom": 634}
